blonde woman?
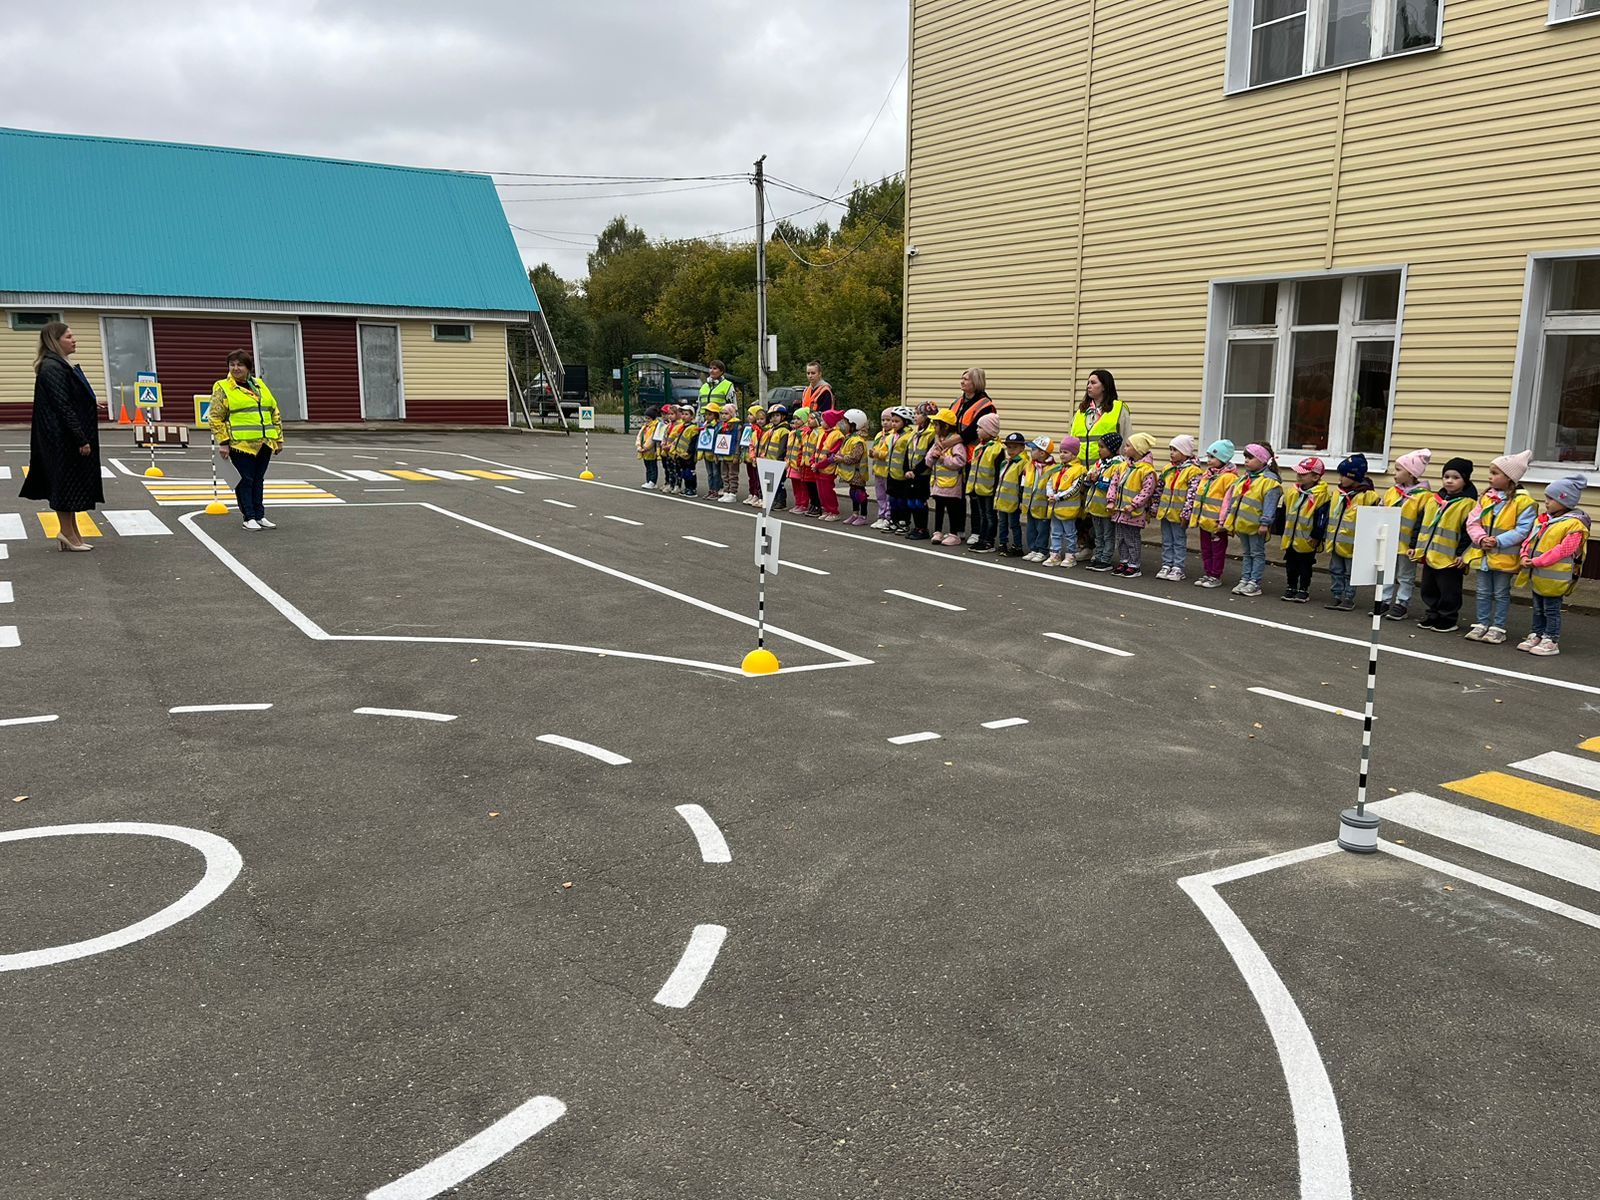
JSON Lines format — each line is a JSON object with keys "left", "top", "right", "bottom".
{"left": 20, "top": 322, "right": 102, "bottom": 551}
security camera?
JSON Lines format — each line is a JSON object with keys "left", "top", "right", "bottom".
{"left": 906, "top": 244, "right": 918, "bottom": 258}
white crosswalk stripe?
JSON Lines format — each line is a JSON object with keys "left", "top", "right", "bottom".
{"left": 0, "top": 514, "right": 24, "bottom": 540}
{"left": 420, "top": 468, "right": 474, "bottom": 481}
{"left": 0, "top": 466, "right": 9, "bottom": 480}
{"left": 1511, "top": 751, "right": 1600, "bottom": 794}
{"left": 101, "top": 510, "right": 173, "bottom": 536}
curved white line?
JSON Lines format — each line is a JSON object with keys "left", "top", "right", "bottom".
{"left": 535, "top": 734, "right": 630, "bottom": 765}
{"left": 0, "top": 714, "right": 58, "bottom": 728}
{"left": 366, "top": 1095, "right": 566, "bottom": 1200}
{"left": 0, "top": 822, "right": 243, "bottom": 972}
{"left": 1179, "top": 844, "right": 1350, "bottom": 1200}
{"left": 654, "top": 924, "right": 728, "bottom": 1008}
{"left": 674, "top": 804, "right": 731, "bottom": 863}
{"left": 354, "top": 707, "right": 458, "bottom": 723}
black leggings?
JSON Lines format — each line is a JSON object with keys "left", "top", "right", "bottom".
{"left": 1284, "top": 549, "right": 1316, "bottom": 592}
{"left": 933, "top": 496, "right": 966, "bottom": 536}
{"left": 970, "top": 495, "right": 995, "bottom": 543}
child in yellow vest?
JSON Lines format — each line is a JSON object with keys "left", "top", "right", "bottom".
{"left": 1378, "top": 449, "right": 1433, "bottom": 619}
{"left": 1022, "top": 437, "right": 1056, "bottom": 561}
{"left": 835, "top": 409, "right": 872, "bottom": 525}
{"left": 1108, "top": 431, "right": 1160, "bottom": 578}
{"left": 964, "top": 413, "right": 1005, "bottom": 550}
{"left": 1322, "top": 453, "right": 1377, "bottom": 610}
{"left": 636, "top": 405, "right": 663, "bottom": 490}
{"left": 1222, "top": 441, "right": 1282, "bottom": 597}
{"left": 1463, "top": 450, "right": 1537, "bottom": 644}
{"left": 740, "top": 407, "right": 766, "bottom": 506}
{"left": 1190, "top": 439, "right": 1239, "bottom": 588}
{"left": 1278, "top": 456, "right": 1329, "bottom": 603}
{"left": 1045, "top": 434, "right": 1086, "bottom": 567}
{"left": 881, "top": 406, "right": 914, "bottom": 532}
{"left": 1517, "top": 472, "right": 1589, "bottom": 656}
{"left": 760, "top": 406, "right": 792, "bottom": 510}
{"left": 1083, "top": 430, "right": 1126, "bottom": 571}
{"left": 868, "top": 408, "right": 895, "bottom": 528}
{"left": 1414, "top": 458, "right": 1478, "bottom": 632}
{"left": 994, "top": 433, "right": 1028, "bottom": 558}
{"left": 1155, "top": 435, "right": 1200, "bottom": 581}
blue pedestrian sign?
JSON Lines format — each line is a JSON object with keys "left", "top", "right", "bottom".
{"left": 134, "top": 380, "right": 163, "bottom": 409}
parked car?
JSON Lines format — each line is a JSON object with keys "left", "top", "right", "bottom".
{"left": 529, "top": 370, "right": 585, "bottom": 418}
{"left": 764, "top": 385, "right": 805, "bottom": 411}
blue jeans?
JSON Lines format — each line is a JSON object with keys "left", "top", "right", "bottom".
{"left": 1027, "top": 516, "right": 1051, "bottom": 554}
{"left": 1531, "top": 593, "right": 1563, "bottom": 640}
{"left": 1050, "top": 516, "right": 1080, "bottom": 555}
{"left": 232, "top": 446, "right": 271, "bottom": 520}
{"left": 998, "top": 509, "right": 1021, "bottom": 548}
{"left": 1328, "top": 554, "right": 1353, "bottom": 602}
{"left": 1160, "top": 520, "right": 1187, "bottom": 570}
{"left": 1239, "top": 532, "right": 1267, "bottom": 584}
{"left": 644, "top": 459, "right": 659, "bottom": 485}
{"left": 1475, "top": 569, "right": 1513, "bottom": 629}
{"left": 1091, "top": 514, "right": 1115, "bottom": 565}
{"left": 705, "top": 459, "right": 723, "bottom": 492}
{"left": 1380, "top": 554, "right": 1416, "bottom": 605}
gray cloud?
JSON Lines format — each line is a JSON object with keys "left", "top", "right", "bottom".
{"left": 5, "top": 0, "right": 907, "bottom": 278}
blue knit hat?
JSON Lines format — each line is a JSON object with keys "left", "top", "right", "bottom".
{"left": 1546, "top": 473, "right": 1588, "bottom": 509}
{"left": 1337, "top": 453, "right": 1369, "bottom": 482}
{"left": 1206, "top": 439, "right": 1235, "bottom": 462}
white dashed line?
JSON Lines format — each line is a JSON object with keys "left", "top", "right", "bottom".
{"left": 543, "top": 499, "right": 577, "bottom": 509}
{"left": 420, "top": 468, "right": 473, "bottom": 481}
{"left": 883, "top": 588, "right": 965, "bottom": 611}
{"left": 1248, "top": 687, "right": 1358, "bottom": 719}
{"left": 674, "top": 804, "right": 732, "bottom": 863}
{"left": 366, "top": 1096, "right": 567, "bottom": 1200}
{"left": 348, "top": 469, "right": 394, "bottom": 481}
{"left": 653, "top": 924, "right": 728, "bottom": 1008}
{"left": 0, "top": 582, "right": 11, "bottom": 603}
{"left": 682, "top": 535, "right": 728, "bottom": 549}
{"left": 604, "top": 515, "right": 643, "bottom": 526}
{"left": 535, "top": 733, "right": 631, "bottom": 765}
{"left": 169, "top": 704, "right": 274, "bottom": 715}
{"left": 364, "top": 488, "right": 405, "bottom": 492}
{"left": 0, "top": 714, "right": 57, "bottom": 728}
{"left": 981, "top": 717, "right": 1029, "bottom": 730}
{"left": 353, "top": 707, "right": 458, "bottom": 723}
{"left": 495, "top": 485, "right": 525, "bottom": 494}
{"left": 0, "top": 514, "right": 24, "bottom": 540}
{"left": 784, "top": 561, "right": 830, "bottom": 576}
{"left": 1043, "top": 631, "right": 1134, "bottom": 657}
{"left": 0, "top": 626, "right": 18, "bottom": 648}
{"left": 887, "top": 731, "right": 942, "bottom": 745}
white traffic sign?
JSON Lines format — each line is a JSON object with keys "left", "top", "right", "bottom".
{"left": 755, "top": 516, "right": 782, "bottom": 575}
{"left": 755, "top": 457, "right": 788, "bottom": 514}
{"left": 578, "top": 405, "right": 596, "bottom": 430}
{"left": 1351, "top": 504, "right": 1402, "bottom": 587}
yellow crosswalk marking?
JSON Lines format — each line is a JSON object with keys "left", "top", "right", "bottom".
{"left": 1580, "top": 737, "right": 1600, "bottom": 753}
{"left": 382, "top": 470, "right": 434, "bottom": 481}
{"left": 37, "top": 512, "right": 102, "bottom": 538}
{"left": 461, "top": 469, "right": 516, "bottom": 480}
{"left": 1444, "top": 771, "right": 1600, "bottom": 837}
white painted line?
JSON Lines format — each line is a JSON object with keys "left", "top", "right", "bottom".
{"left": 1043, "top": 631, "right": 1134, "bottom": 657}
{"left": 0, "top": 466, "right": 9, "bottom": 480}
{"left": 0, "top": 822, "right": 243, "bottom": 971}
{"left": 108, "top": 457, "right": 141, "bottom": 478}
{"left": 1511, "top": 751, "right": 1600, "bottom": 794}
{"left": 535, "top": 733, "right": 631, "bottom": 766}
{"left": 366, "top": 1095, "right": 567, "bottom": 1200}
{"left": 981, "top": 717, "right": 1029, "bottom": 730}
{"left": 0, "top": 714, "right": 57, "bottom": 728}
{"left": 495, "top": 485, "right": 525, "bottom": 495}
{"left": 1179, "top": 841, "right": 1350, "bottom": 1200}
{"left": 674, "top": 804, "right": 732, "bottom": 863}
{"left": 100, "top": 465, "right": 115, "bottom": 478}
{"left": 1367, "top": 792, "right": 1600, "bottom": 894}
{"left": 604, "top": 514, "right": 643, "bottom": 526}
{"left": 887, "top": 731, "right": 942, "bottom": 745}
{"left": 364, "top": 488, "right": 406, "bottom": 493}
{"left": 169, "top": 703, "right": 274, "bottom": 714}
{"left": 504, "top": 469, "right": 555, "bottom": 481}
{"left": 101, "top": 510, "right": 173, "bottom": 536}
{"left": 653, "top": 924, "right": 728, "bottom": 1008}
{"left": 682, "top": 535, "right": 729, "bottom": 549}
{"left": 0, "top": 514, "right": 24, "bottom": 540}
{"left": 543, "top": 499, "right": 577, "bottom": 509}
{"left": 0, "top": 626, "right": 17, "bottom": 648}
{"left": 353, "top": 707, "right": 458, "bottom": 723}
{"left": 883, "top": 588, "right": 965, "bottom": 612}
{"left": 0, "top": 544, "right": 7, "bottom": 560}
{"left": 1378, "top": 840, "right": 1600, "bottom": 931}
{"left": 348, "top": 469, "right": 394, "bottom": 481}
{"left": 1248, "top": 687, "right": 1359, "bottom": 720}
{"left": 353, "top": 455, "right": 380, "bottom": 461}
{"left": 0, "top": 582, "right": 10, "bottom": 603}
{"left": 784, "top": 561, "right": 830, "bottom": 576}
{"left": 280, "top": 461, "right": 355, "bottom": 480}
{"left": 420, "top": 468, "right": 474, "bottom": 481}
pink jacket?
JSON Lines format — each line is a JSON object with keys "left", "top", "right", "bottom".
{"left": 926, "top": 440, "right": 969, "bottom": 498}
{"left": 1521, "top": 511, "right": 1589, "bottom": 568}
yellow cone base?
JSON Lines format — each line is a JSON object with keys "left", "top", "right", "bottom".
{"left": 144, "top": 466, "right": 165, "bottom": 478}
{"left": 741, "top": 648, "right": 780, "bottom": 675}
{"left": 204, "top": 501, "right": 229, "bottom": 515}
{"left": 579, "top": 470, "right": 596, "bottom": 481}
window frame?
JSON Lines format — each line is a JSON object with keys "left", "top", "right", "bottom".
{"left": 1225, "top": 0, "right": 1446, "bottom": 94}
{"left": 1549, "top": 0, "right": 1600, "bottom": 26}
{"left": 431, "top": 322, "right": 474, "bottom": 343}
{"left": 1509, "top": 250, "right": 1600, "bottom": 481}
{"left": 1202, "top": 266, "right": 1409, "bottom": 468}
{"left": 7, "top": 310, "right": 61, "bottom": 332}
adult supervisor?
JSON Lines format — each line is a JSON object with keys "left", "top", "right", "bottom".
{"left": 20, "top": 321, "right": 103, "bottom": 552}
{"left": 952, "top": 367, "right": 997, "bottom": 447}
{"left": 209, "top": 349, "right": 284, "bottom": 530}
{"left": 698, "top": 360, "right": 735, "bottom": 419}
{"left": 802, "top": 360, "right": 836, "bottom": 415}
{"left": 1066, "top": 368, "right": 1130, "bottom": 465}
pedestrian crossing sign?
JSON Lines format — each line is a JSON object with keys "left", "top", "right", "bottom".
{"left": 194, "top": 394, "right": 212, "bottom": 425}
{"left": 134, "top": 380, "right": 163, "bottom": 409}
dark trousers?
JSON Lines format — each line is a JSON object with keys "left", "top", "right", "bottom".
{"left": 232, "top": 446, "right": 272, "bottom": 520}
{"left": 1284, "top": 548, "right": 1316, "bottom": 593}
{"left": 997, "top": 509, "right": 1022, "bottom": 548}
{"left": 1420, "top": 565, "right": 1463, "bottom": 625}
{"left": 1027, "top": 515, "right": 1051, "bottom": 553}
{"left": 909, "top": 477, "right": 930, "bottom": 533}
{"left": 970, "top": 495, "right": 996, "bottom": 544}
{"left": 933, "top": 496, "right": 966, "bottom": 536}
{"left": 644, "top": 459, "right": 659, "bottom": 485}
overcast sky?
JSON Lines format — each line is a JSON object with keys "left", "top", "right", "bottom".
{"left": 3, "top": 0, "right": 908, "bottom": 280}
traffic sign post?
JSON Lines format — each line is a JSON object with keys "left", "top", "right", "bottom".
{"left": 135, "top": 378, "right": 165, "bottom": 477}
{"left": 578, "top": 404, "right": 596, "bottom": 480}
{"left": 742, "top": 458, "right": 788, "bottom": 675}
{"left": 198, "top": 394, "right": 228, "bottom": 515}
{"left": 1339, "top": 509, "right": 1399, "bottom": 854}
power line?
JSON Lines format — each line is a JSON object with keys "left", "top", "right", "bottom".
{"left": 498, "top": 181, "right": 745, "bottom": 203}
{"left": 764, "top": 179, "right": 904, "bottom": 270}
{"left": 487, "top": 170, "right": 749, "bottom": 182}
{"left": 829, "top": 56, "right": 908, "bottom": 199}
{"left": 509, "top": 223, "right": 597, "bottom": 248}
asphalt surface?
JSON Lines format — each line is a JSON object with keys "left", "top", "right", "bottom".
{"left": 2, "top": 429, "right": 1597, "bottom": 1200}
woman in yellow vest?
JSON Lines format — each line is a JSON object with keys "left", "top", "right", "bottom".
{"left": 1044, "top": 434, "right": 1086, "bottom": 566}
{"left": 993, "top": 432, "right": 1028, "bottom": 557}
{"left": 1065, "top": 368, "right": 1129, "bottom": 466}
{"left": 964, "top": 412, "right": 1005, "bottom": 550}
{"left": 1517, "top": 472, "right": 1589, "bottom": 656}
{"left": 209, "top": 349, "right": 284, "bottom": 530}
{"left": 1322, "top": 454, "right": 1378, "bottom": 611}
{"left": 1278, "top": 456, "right": 1329, "bottom": 603}
{"left": 1413, "top": 457, "right": 1478, "bottom": 632}
{"left": 1462, "top": 449, "right": 1537, "bottom": 644}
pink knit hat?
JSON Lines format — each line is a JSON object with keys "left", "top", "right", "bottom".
{"left": 1057, "top": 434, "right": 1081, "bottom": 459}
{"left": 977, "top": 412, "right": 1001, "bottom": 437}
{"left": 1491, "top": 449, "right": 1532, "bottom": 483}
{"left": 1169, "top": 434, "right": 1198, "bottom": 458}
{"left": 1394, "top": 448, "right": 1431, "bottom": 480}
{"left": 1245, "top": 442, "right": 1273, "bottom": 465}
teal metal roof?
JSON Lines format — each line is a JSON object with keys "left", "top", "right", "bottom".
{"left": 0, "top": 128, "right": 537, "bottom": 315}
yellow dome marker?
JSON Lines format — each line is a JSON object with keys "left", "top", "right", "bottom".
{"left": 741, "top": 648, "right": 779, "bottom": 675}
{"left": 205, "top": 500, "right": 228, "bottom": 516}
{"left": 143, "top": 465, "right": 164, "bottom": 478}
{"left": 579, "top": 469, "right": 596, "bottom": 481}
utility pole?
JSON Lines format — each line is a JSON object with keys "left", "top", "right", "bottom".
{"left": 754, "top": 154, "right": 768, "bottom": 408}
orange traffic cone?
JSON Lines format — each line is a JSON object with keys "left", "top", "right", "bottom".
{"left": 117, "top": 395, "right": 131, "bottom": 424}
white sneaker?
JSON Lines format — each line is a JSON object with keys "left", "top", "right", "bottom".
{"left": 719, "top": 493, "right": 737, "bottom": 504}
{"left": 1529, "top": 636, "right": 1560, "bottom": 656}
{"left": 1170, "top": 570, "right": 1185, "bottom": 582}
{"left": 1230, "top": 582, "right": 1248, "bottom": 595}
{"left": 242, "top": 519, "right": 261, "bottom": 531}
{"left": 1240, "top": 581, "right": 1262, "bottom": 597}
{"left": 641, "top": 481, "right": 655, "bottom": 490}
{"left": 1155, "top": 566, "right": 1171, "bottom": 580}
{"left": 1483, "top": 626, "right": 1507, "bottom": 645}
{"left": 1515, "top": 632, "right": 1540, "bottom": 652}
{"left": 1198, "top": 577, "right": 1222, "bottom": 589}
{"left": 870, "top": 518, "right": 889, "bottom": 530}
{"left": 966, "top": 534, "right": 981, "bottom": 545}
{"left": 1044, "top": 553, "right": 1063, "bottom": 567}
{"left": 257, "top": 517, "right": 277, "bottom": 529}
{"left": 1060, "top": 554, "right": 1076, "bottom": 569}
{"left": 1024, "top": 551, "right": 1044, "bottom": 562}
{"left": 1464, "top": 624, "right": 1487, "bottom": 642}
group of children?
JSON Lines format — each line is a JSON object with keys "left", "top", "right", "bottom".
{"left": 635, "top": 401, "right": 1591, "bottom": 656}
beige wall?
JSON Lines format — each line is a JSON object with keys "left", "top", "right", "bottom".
{"left": 905, "top": 0, "right": 1600, "bottom": 501}
{"left": 0, "top": 309, "right": 107, "bottom": 410}
{"left": 397, "top": 320, "right": 506, "bottom": 401}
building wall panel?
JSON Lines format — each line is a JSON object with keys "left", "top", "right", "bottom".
{"left": 397, "top": 321, "right": 507, "bottom": 424}
{"left": 151, "top": 314, "right": 252, "bottom": 416}
{"left": 300, "top": 316, "right": 361, "bottom": 422}
{"left": 0, "top": 308, "right": 106, "bottom": 422}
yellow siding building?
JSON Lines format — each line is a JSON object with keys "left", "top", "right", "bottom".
{"left": 904, "top": 0, "right": 1600, "bottom": 516}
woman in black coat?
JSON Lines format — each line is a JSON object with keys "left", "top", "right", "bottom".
{"left": 20, "top": 322, "right": 104, "bottom": 551}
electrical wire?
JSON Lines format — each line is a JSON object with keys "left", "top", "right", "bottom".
{"left": 828, "top": 56, "right": 908, "bottom": 199}
{"left": 498, "top": 181, "right": 745, "bottom": 203}
{"left": 487, "top": 170, "right": 749, "bottom": 182}
{"left": 764, "top": 178, "right": 905, "bottom": 269}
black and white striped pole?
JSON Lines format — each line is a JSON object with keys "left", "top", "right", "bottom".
{"left": 1339, "top": 522, "right": 1388, "bottom": 853}
{"left": 743, "top": 460, "right": 786, "bottom": 674}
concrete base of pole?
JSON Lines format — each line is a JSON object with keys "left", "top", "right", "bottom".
{"left": 1338, "top": 808, "right": 1381, "bottom": 854}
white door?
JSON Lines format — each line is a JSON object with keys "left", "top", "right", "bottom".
{"left": 253, "top": 322, "right": 306, "bottom": 421}
{"left": 359, "top": 324, "right": 402, "bottom": 420}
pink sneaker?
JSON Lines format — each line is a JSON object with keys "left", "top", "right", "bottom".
{"left": 941, "top": 533, "right": 962, "bottom": 546}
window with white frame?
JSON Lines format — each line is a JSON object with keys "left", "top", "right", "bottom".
{"left": 1229, "top": 0, "right": 1442, "bottom": 91}
{"left": 432, "top": 323, "right": 473, "bottom": 342}
{"left": 1513, "top": 256, "right": 1600, "bottom": 472}
{"left": 1210, "top": 271, "right": 1402, "bottom": 461}
{"left": 1550, "top": 0, "right": 1600, "bottom": 24}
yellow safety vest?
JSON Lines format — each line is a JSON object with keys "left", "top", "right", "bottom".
{"left": 929, "top": 442, "right": 965, "bottom": 492}
{"left": 636, "top": 418, "right": 659, "bottom": 459}
{"left": 698, "top": 377, "right": 733, "bottom": 412}
{"left": 671, "top": 421, "right": 699, "bottom": 458}
{"left": 1462, "top": 491, "right": 1536, "bottom": 572}
{"left": 1068, "top": 401, "right": 1124, "bottom": 465}
{"left": 813, "top": 427, "right": 843, "bottom": 474}
{"left": 1522, "top": 514, "right": 1588, "bottom": 597}
{"left": 836, "top": 433, "right": 869, "bottom": 485}
{"left": 761, "top": 425, "right": 790, "bottom": 461}
{"left": 1382, "top": 483, "right": 1430, "bottom": 551}
{"left": 1087, "top": 457, "right": 1125, "bottom": 518}
{"left": 1224, "top": 472, "right": 1282, "bottom": 536}
{"left": 212, "top": 376, "right": 282, "bottom": 447}
{"left": 1193, "top": 470, "right": 1239, "bottom": 533}
{"left": 995, "top": 454, "right": 1026, "bottom": 514}
{"left": 1113, "top": 460, "right": 1158, "bottom": 518}
{"left": 1024, "top": 459, "right": 1054, "bottom": 519}
{"left": 1415, "top": 492, "right": 1475, "bottom": 569}
{"left": 1050, "top": 461, "right": 1087, "bottom": 520}
{"left": 911, "top": 426, "right": 937, "bottom": 469}
{"left": 869, "top": 432, "right": 893, "bottom": 479}
{"left": 786, "top": 426, "right": 810, "bottom": 471}
{"left": 1155, "top": 462, "right": 1200, "bottom": 523}
{"left": 1280, "top": 482, "right": 1329, "bottom": 554}
{"left": 965, "top": 440, "right": 1004, "bottom": 497}
{"left": 1325, "top": 489, "right": 1377, "bottom": 557}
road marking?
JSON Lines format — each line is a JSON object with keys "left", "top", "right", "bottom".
{"left": 1043, "top": 631, "right": 1134, "bottom": 657}
{"left": 674, "top": 804, "right": 732, "bottom": 863}
{"left": 462, "top": 470, "right": 516, "bottom": 481}
{"left": 1378, "top": 839, "right": 1600, "bottom": 931}
{"left": 1179, "top": 842, "right": 1351, "bottom": 1200}
{"left": 503, "top": 469, "right": 556, "bottom": 481}
{"left": 0, "top": 626, "right": 18, "bottom": 648}
{"left": 495, "top": 485, "right": 525, "bottom": 494}
{"left": 353, "top": 707, "right": 458, "bottom": 723}
{"left": 543, "top": 499, "right": 577, "bottom": 509}
{"left": 0, "top": 582, "right": 10, "bottom": 604}
{"left": 604, "top": 514, "right": 643, "bottom": 526}
{"left": 883, "top": 588, "right": 965, "bottom": 611}
{"left": 37, "top": 512, "right": 102, "bottom": 538}
{"left": 535, "top": 733, "right": 631, "bottom": 766}
{"left": 0, "top": 514, "right": 23, "bottom": 540}
{"left": 383, "top": 470, "right": 434, "bottom": 481}
{"left": 1512, "top": 751, "right": 1600, "bottom": 795}
{"left": 420, "top": 468, "right": 474, "bottom": 481}
{"left": 108, "top": 457, "right": 142, "bottom": 478}
{"left": 279, "top": 461, "right": 355, "bottom": 480}
{"left": 887, "top": 731, "right": 942, "bottom": 745}
{"left": 682, "top": 535, "right": 728, "bottom": 549}
{"left": 1581, "top": 736, "right": 1600, "bottom": 753}
{"left": 1367, "top": 792, "right": 1600, "bottom": 893}
{"left": 981, "top": 717, "right": 1029, "bottom": 730}
{"left": 101, "top": 510, "right": 173, "bottom": 537}
{"left": 0, "top": 714, "right": 57, "bottom": 727}
{"left": 653, "top": 924, "right": 728, "bottom": 1008}
{"left": 0, "top": 466, "right": 8, "bottom": 480}
{"left": 0, "top": 822, "right": 243, "bottom": 972}
{"left": 169, "top": 703, "right": 274, "bottom": 714}
{"left": 365, "top": 1095, "right": 566, "bottom": 1200}
{"left": 100, "top": 465, "right": 114, "bottom": 478}
{"left": 784, "top": 561, "right": 830, "bottom": 576}
{"left": 1442, "top": 771, "right": 1600, "bottom": 837}
{"left": 0, "top": 545, "right": 6, "bottom": 561}
{"left": 364, "top": 488, "right": 405, "bottom": 493}
{"left": 1248, "top": 687, "right": 1359, "bottom": 720}
{"left": 348, "top": 469, "right": 394, "bottom": 481}
{"left": 353, "top": 455, "right": 380, "bottom": 460}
